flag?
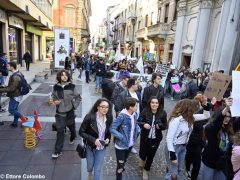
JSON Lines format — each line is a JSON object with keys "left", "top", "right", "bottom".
{"left": 114, "top": 43, "right": 121, "bottom": 62}
{"left": 136, "top": 57, "right": 144, "bottom": 74}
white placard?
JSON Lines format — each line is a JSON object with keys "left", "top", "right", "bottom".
{"left": 154, "top": 64, "right": 170, "bottom": 88}
{"left": 230, "top": 71, "right": 240, "bottom": 117}
{"left": 54, "top": 28, "right": 70, "bottom": 68}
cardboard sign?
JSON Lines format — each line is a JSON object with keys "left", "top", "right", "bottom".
{"left": 230, "top": 71, "right": 240, "bottom": 117}
{"left": 154, "top": 64, "right": 170, "bottom": 88}
{"left": 235, "top": 63, "right": 240, "bottom": 71}
{"left": 204, "top": 72, "right": 231, "bottom": 101}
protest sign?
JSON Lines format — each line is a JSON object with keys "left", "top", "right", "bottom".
{"left": 204, "top": 72, "right": 231, "bottom": 101}
{"left": 230, "top": 71, "right": 240, "bottom": 117}
{"left": 172, "top": 84, "right": 181, "bottom": 92}
{"left": 235, "top": 63, "right": 240, "bottom": 71}
{"left": 154, "top": 64, "right": 170, "bottom": 88}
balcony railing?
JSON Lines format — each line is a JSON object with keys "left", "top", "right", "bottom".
{"left": 147, "top": 22, "right": 169, "bottom": 38}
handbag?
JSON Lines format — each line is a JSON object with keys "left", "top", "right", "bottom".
{"left": 76, "top": 143, "right": 86, "bottom": 159}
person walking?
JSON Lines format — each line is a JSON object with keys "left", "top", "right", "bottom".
{"left": 95, "top": 58, "right": 106, "bottom": 93}
{"left": 0, "top": 62, "right": 24, "bottom": 127}
{"left": 101, "top": 71, "right": 115, "bottom": 101}
{"left": 110, "top": 97, "right": 140, "bottom": 180}
{"left": 0, "top": 52, "right": 8, "bottom": 113}
{"left": 138, "top": 96, "right": 167, "bottom": 179}
{"left": 22, "top": 50, "right": 32, "bottom": 71}
{"left": 79, "top": 98, "right": 113, "bottom": 180}
{"left": 165, "top": 99, "right": 211, "bottom": 180}
{"left": 199, "top": 97, "right": 234, "bottom": 180}
{"left": 50, "top": 70, "right": 81, "bottom": 159}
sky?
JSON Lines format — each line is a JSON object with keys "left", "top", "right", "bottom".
{"left": 90, "top": 0, "right": 119, "bottom": 33}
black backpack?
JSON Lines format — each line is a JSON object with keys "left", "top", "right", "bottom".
{"left": 14, "top": 73, "right": 31, "bottom": 95}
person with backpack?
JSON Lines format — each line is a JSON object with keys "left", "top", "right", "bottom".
{"left": 50, "top": 70, "right": 81, "bottom": 159}
{"left": 0, "top": 62, "right": 26, "bottom": 127}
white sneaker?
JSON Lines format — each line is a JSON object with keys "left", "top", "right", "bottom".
{"left": 51, "top": 152, "right": 62, "bottom": 159}
{"left": 77, "top": 78, "right": 82, "bottom": 81}
{"left": 171, "top": 97, "right": 174, "bottom": 101}
{"left": 142, "top": 169, "right": 149, "bottom": 180}
{"left": 131, "top": 147, "right": 137, "bottom": 154}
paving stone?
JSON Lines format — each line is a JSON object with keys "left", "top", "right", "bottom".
{"left": 0, "top": 165, "right": 25, "bottom": 178}
{"left": 29, "top": 150, "right": 55, "bottom": 165}
{"left": 0, "top": 140, "right": 15, "bottom": 151}
{"left": 52, "top": 164, "right": 81, "bottom": 180}
{"left": 55, "top": 151, "right": 80, "bottom": 164}
{"left": 23, "top": 164, "right": 54, "bottom": 180}
{"left": 0, "top": 150, "right": 33, "bottom": 165}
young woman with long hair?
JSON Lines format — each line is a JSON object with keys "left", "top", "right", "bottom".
{"left": 79, "top": 98, "right": 113, "bottom": 180}
{"left": 138, "top": 96, "right": 167, "bottom": 179}
{"left": 232, "top": 131, "right": 240, "bottom": 180}
{"left": 199, "top": 97, "right": 234, "bottom": 180}
{"left": 165, "top": 99, "right": 211, "bottom": 180}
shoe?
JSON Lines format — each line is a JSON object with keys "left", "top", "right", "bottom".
{"left": 10, "top": 123, "right": 18, "bottom": 128}
{"left": 142, "top": 169, "right": 149, "bottom": 180}
{"left": 185, "top": 171, "right": 191, "bottom": 179}
{"left": 77, "top": 78, "right": 82, "bottom": 81}
{"left": 69, "top": 140, "right": 75, "bottom": 145}
{"left": 171, "top": 97, "right": 174, "bottom": 101}
{"left": 52, "top": 152, "right": 62, "bottom": 159}
{"left": 88, "top": 172, "right": 93, "bottom": 180}
{"left": 131, "top": 147, "right": 137, "bottom": 154}
{"left": 139, "top": 159, "right": 146, "bottom": 168}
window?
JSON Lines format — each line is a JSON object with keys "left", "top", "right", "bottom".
{"left": 169, "top": 52, "right": 173, "bottom": 62}
{"left": 151, "top": 12, "right": 154, "bottom": 25}
{"left": 169, "top": 44, "right": 174, "bottom": 50}
{"left": 157, "top": 9, "right": 161, "bottom": 22}
{"left": 173, "top": 0, "right": 180, "bottom": 20}
{"left": 145, "top": 15, "right": 148, "bottom": 27}
{"left": 164, "top": 4, "right": 169, "bottom": 23}
{"left": 65, "top": 4, "right": 76, "bottom": 27}
{"left": 138, "top": 20, "right": 141, "bottom": 29}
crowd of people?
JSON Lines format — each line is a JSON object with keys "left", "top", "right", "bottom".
{"left": 0, "top": 50, "right": 239, "bottom": 180}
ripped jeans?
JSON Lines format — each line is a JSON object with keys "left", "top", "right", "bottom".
{"left": 115, "top": 147, "right": 132, "bottom": 180}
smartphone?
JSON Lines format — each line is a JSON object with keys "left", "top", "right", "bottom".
{"left": 99, "top": 140, "right": 106, "bottom": 146}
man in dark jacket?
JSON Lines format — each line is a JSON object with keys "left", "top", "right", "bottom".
{"left": 187, "top": 73, "right": 199, "bottom": 99}
{"left": 95, "top": 58, "right": 106, "bottom": 93}
{"left": 0, "top": 62, "right": 22, "bottom": 127}
{"left": 0, "top": 53, "right": 8, "bottom": 113}
{"left": 143, "top": 73, "right": 164, "bottom": 110}
{"left": 23, "top": 50, "right": 32, "bottom": 71}
{"left": 102, "top": 71, "right": 115, "bottom": 101}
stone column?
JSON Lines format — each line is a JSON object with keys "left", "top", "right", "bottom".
{"left": 211, "top": 0, "right": 232, "bottom": 72}
{"left": 191, "top": 0, "right": 213, "bottom": 71}
{"left": 218, "top": 0, "right": 240, "bottom": 74}
{"left": 172, "top": 0, "right": 187, "bottom": 67}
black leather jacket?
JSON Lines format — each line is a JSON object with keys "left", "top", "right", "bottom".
{"left": 79, "top": 113, "right": 112, "bottom": 149}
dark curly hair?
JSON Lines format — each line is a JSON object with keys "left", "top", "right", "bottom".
{"left": 56, "top": 70, "right": 71, "bottom": 83}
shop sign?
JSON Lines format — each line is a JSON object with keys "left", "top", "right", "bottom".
{"left": 9, "top": 16, "right": 24, "bottom": 29}
{"left": 0, "top": 9, "right": 6, "bottom": 22}
{"left": 26, "top": 24, "right": 42, "bottom": 36}
{"left": 54, "top": 28, "right": 70, "bottom": 68}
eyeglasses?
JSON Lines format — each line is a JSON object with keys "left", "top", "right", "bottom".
{"left": 224, "top": 115, "right": 231, "bottom": 118}
{"left": 99, "top": 106, "right": 109, "bottom": 109}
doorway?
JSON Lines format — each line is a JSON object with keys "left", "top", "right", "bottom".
{"left": 182, "top": 55, "right": 191, "bottom": 67}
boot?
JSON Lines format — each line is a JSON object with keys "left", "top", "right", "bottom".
{"left": 88, "top": 172, "right": 93, "bottom": 180}
{"left": 142, "top": 169, "right": 149, "bottom": 180}
{"left": 139, "top": 159, "right": 146, "bottom": 168}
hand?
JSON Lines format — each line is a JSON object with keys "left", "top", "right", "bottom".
{"left": 171, "top": 160, "right": 178, "bottom": 165}
{"left": 104, "top": 138, "right": 110, "bottom": 145}
{"left": 95, "top": 139, "right": 101, "bottom": 147}
{"left": 53, "top": 100, "right": 61, "bottom": 105}
{"left": 143, "top": 123, "right": 151, "bottom": 129}
{"left": 211, "top": 97, "right": 217, "bottom": 105}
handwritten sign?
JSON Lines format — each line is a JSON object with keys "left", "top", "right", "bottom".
{"left": 154, "top": 64, "right": 170, "bottom": 88}
{"left": 204, "top": 72, "right": 231, "bottom": 101}
{"left": 230, "top": 71, "right": 240, "bottom": 117}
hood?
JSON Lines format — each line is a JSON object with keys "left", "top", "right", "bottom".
{"left": 120, "top": 108, "right": 135, "bottom": 118}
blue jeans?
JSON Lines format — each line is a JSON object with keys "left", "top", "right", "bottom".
{"left": 8, "top": 98, "right": 21, "bottom": 125}
{"left": 78, "top": 68, "right": 82, "bottom": 79}
{"left": 86, "top": 146, "right": 106, "bottom": 180}
{"left": 165, "top": 144, "right": 187, "bottom": 180}
{"left": 96, "top": 76, "right": 103, "bottom": 89}
{"left": 198, "top": 162, "right": 226, "bottom": 180}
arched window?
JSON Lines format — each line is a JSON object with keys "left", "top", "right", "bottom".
{"left": 65, "top": 4, "right": 76, "bottom": 27}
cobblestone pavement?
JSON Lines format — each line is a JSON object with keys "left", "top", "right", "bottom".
{"left": 102, "top": 97, "right": 176, "bottom": 180}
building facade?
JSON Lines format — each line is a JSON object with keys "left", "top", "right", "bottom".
{"left": 0, "top": 0, "right": 53, "bottom": 64}
{"left": 172, "top": 0, "right": 240, "bottom": 74}
{"left": 53, "top": 0, "right": 91, "bottom": 53}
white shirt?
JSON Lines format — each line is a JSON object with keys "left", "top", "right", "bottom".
{"left": 129, "top": 91, "right": 140, "bottom": 116}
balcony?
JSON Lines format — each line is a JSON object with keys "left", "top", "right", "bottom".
{"left": 147, "top": 23, "right": 169, "bottom": 38}
{"left": 136, "top": 27, "right": 147, "bottom": 40}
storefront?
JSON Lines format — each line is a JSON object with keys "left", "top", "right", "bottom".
{"left": 0, "top": 9, "right": 7, "bottom": 55}
{"left": 8, "top": 15, "right": 24, "bottom": 64}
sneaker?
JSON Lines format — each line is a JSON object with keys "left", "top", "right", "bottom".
{"left": 131, "top": 147, "right": 137, "bottom": 154}
{"left": 142, "top": 169, "right": 149, "bottom": 180}
{"left": 52, "top": 152, "right": 62, "bottom": 159}
{"left": 185, "top": 171, "right": 191, "bottom": 179}
{"left": 171, "top": 97, "right": 174, "bottom": 101}
{"left": 69, "top": 140, "right": 75, "bottom": 144}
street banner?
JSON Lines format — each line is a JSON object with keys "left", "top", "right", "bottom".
{"left": 230, "top": 71, "right": 240, "bottom": 117}
{"left": 54, "top": 28, "right": 70, "bottom": 68}
{"left": 110, "top": 70, "right": 151, "bottom": 90}
{"left": 136, "top": 57, "right": 144, "bottom": 74}
{"left": 154, "top": 64, "right": 170, "bottom": 88}
{"left": 204, "top": 72, "right": 231, "bottom": 101}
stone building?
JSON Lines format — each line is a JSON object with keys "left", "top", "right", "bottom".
{"left": 53, "top": 0, "right": 91, "bottom": 53}
{"left": 172, "top": 0, "right": 240, "bottom": 74}
{"left": 0, "top": 0, "right": 53, "bottom": 64}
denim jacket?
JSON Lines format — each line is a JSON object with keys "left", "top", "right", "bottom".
{"left": 110, "top": 110, "right": 140, "bottom": 149}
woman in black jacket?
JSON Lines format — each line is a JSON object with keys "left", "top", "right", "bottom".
{"left": 79, "top": 98, "right": 113, "bottom": 180}
{"left": 138, "top": 96, "right": 167, "bottom": 179}
{"left": 23, "top": 50, "right": 32, "bottom": 71}
{"left": 199, "top": 97, "right": 234, "bottom": 180}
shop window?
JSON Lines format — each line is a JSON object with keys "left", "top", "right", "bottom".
{"left": 8, "top": 28, "right": 18, "bottom": 61}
